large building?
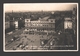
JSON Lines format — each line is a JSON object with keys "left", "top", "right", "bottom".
{"left": 24, "top": 17, "right": 55, "bottom": 33}
{"left": 64, "top": 17, "right": 72, "bottom": 29}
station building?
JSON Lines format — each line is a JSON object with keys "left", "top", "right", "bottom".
{"left": 24, "top": 17, "right": 55, "bottom": 33}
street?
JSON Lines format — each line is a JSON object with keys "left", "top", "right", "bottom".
{"left": 5, "top": 28, "right": 75, "bottom": 50}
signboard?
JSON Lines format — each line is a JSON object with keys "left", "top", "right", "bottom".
{"left": 64, "top": 21, "right": 72, "bottom": 29}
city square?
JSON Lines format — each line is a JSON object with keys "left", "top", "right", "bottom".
{"left": 4, "top": 3, "right": 78, "bottom": 52}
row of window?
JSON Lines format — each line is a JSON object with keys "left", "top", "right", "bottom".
{"left": 25, "top": 19, "right": 55, "bottom": 23}
{"left": 25, "top": 23, "right": 55, "bottom": 27}
{"left": 25, "top": 28, "right": 55, "bottom": 31}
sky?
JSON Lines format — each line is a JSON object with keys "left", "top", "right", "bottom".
{"left": 4, "top": 3, "right": 77, "bottom": 12}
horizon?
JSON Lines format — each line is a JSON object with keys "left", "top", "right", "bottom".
{"left": 5, "top": 10, "right": 73, "bottom": 13}
{"left": 4, "top": 3, "right": 77, "bottom": 12}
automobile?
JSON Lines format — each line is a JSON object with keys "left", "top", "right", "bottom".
{"left": 8, "top": 38, "right": 14, "bottom": 44}
{"left": 7, "top": 35, "right": 20, "bottom": 44}
{"left": 40, "top": 39, "right": 48, "bottom": 46}
{"left": 13, "top": 35, "right": 20, "bottom": 41}
{"left": 49, "top": 39, "right": 55, "bottom": 46}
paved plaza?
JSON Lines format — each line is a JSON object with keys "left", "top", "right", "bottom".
{"left": 5, "top": 28, "right": 75, "bottom": 50}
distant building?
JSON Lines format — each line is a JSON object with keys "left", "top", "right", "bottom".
{"left": 64, "top": 17, "right": 72, "bottom": 29}
{"left": 55, "top": 16, "right": 73, "bottom": 33}
{"left": 24, "top": 18, "right": 55, "bottom": 33}
{"left": 72, "top": 7, "right": 77, "bottom": 35}
{"left": 5, "top": 21, "right": 10, "bottom": 29}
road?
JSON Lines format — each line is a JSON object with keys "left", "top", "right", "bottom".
{"left": 5, "top": 29, "right": 75, "bottom": 50}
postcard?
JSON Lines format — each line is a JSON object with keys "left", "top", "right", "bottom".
{"left": 3, "top": 3, "right": 79, "bottom": 52}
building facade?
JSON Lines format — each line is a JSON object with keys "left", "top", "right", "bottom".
{"left": 24, "top": 18, "right": 55, "bottom": 33}
{"left": 5, "top": 21, "right": 10, "bottom": 30}
{"left": 64, "top": 17, "right": 72, "bottom": 29}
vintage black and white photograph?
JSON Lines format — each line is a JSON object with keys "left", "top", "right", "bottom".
{"left": 3, "top": 3, "right": 78, "bottom": 52}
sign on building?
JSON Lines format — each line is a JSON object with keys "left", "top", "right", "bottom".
{"left": 64, "top": 21, "right": 72, "bottom": 29}
{"left": 15, "top": 21, "right": 18, "bottom": 28}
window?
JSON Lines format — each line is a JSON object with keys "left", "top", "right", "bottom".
{"left": 51, "top": 20, "right": 53, "bottom": 22}
{"left": 40, "top": 24, "right": 42, "bottom": 26}
{"left": 37, "top": 24, "right": 38, "bottom": 26}
{"left": 27, "top": 20, "right": 28, "bottom": 21}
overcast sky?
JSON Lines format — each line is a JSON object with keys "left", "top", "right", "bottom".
{"left": 4, "top": 3, "right": 77, "bottom": 12}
